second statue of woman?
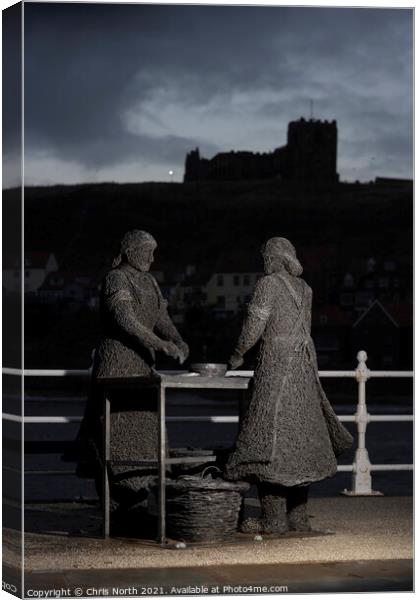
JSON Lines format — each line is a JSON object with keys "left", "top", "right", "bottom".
{"left": 225, "top": 237, "right": 353, "bottom": 534}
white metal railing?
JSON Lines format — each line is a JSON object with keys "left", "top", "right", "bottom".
{"left": 3, "top": 350, "right": 413, "bottom": 495}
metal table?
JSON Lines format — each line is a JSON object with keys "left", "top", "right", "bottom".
{"left": 98, "top": 372, "right": 251, "bottom": 545}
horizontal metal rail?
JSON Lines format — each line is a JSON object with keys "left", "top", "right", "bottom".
{"left": 3, "top": 368, "right": 90, "bottom": 377}
{"left": 2, "top": 413, "right": 412, "bottom": 425}
{"left": 1, "top": 463, "right": 358, "bottom": 476}
{"left": 2, "top": 351, "right": 414, "bottom": 496}
{"left": 368, "top": 415, "right": 413, "bottom": 422}
{"left": 3, "top": 463, "right": 412, "bottom": 477}
{"left": 3, "top": 367, "right": 414, "bottom": 378}
{"left": 370, "top": 464, "right": 413, "bottom": 471}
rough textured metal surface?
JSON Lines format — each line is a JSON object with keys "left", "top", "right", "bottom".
{"left": 225, "top": 237, "right": 354, "bottom": 532}
{"left": 164, "top": 475, "right": 249, "bottom": 542}
{"left": 241, "top": 483, "right": 310, "bottom": 534}
{"left": 76, "top": 230, "right": 189, "bottom": 522}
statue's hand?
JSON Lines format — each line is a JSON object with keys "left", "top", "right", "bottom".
{"left": 161, "top": 341, "right": 183, "bottom": 362}
{"left": 229, "top": 352, "right": 244, "bottom": 370}
{"left": 175, "top": 340, "right": 190, "bottom": 365}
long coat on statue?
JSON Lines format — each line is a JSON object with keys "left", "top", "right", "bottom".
{"left": 225, "top": 271, "right": 353, "bottom": 486}
{"left": 76, "top": 262, "right": 183, "bottom": 505}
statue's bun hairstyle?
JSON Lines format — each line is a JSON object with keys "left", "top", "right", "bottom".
{"left": 262, "top": 237, "right": 303, "bottom": 276}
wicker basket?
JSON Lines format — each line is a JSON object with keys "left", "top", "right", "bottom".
{"left": 164, "top": 469, "right": 249, "bottom": 542}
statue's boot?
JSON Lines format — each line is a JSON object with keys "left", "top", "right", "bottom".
{"left": 240, "top": 482, "right": 288, "bottom": 534}
{"left": 287, "top": 485, "right": 311, "bottom": 532}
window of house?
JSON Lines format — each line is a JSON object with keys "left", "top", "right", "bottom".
{"left": 320, "top": 315, "right": 328, "bottom": 325}
{"left": 233, "top": 275, "right": 240, "bottom": 286}
{"left": 217, "top": 274, "right": 224, "bottom": 287}
{"left": 244, "top": 295, "right": 251, "bottom": 303}
{"left": 217, "top": 295, "right": 225, "bottom": 307}
{"left": 243, "top": 274, "right": 250, "bottom": 286}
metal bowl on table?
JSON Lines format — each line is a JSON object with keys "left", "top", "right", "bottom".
{"left": 190, "top": 363, "right": 228, "bottom": 377}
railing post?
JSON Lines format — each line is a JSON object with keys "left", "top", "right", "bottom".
{"left": 342, "top": 350, "right": 383, "bottom": 496}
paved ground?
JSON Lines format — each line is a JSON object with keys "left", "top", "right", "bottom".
{"left": 3, "top": 496, "right": 413, "bottom": 595}
{"left": 4, "top": 559, "right": 412, "bottom": 595}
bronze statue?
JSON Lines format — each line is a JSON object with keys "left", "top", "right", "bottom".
{"left": 76, "top": 230, "right": 189, "bottom": 534}
{"left": 225, "top": 237, "right": 353, "bottom": 533}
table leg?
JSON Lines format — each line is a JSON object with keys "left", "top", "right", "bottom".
{"left": 103, "top": 393, "right": 110, "bottom": 538}
{"left": 158, "top": 383, "right": 166, "bottom": 546}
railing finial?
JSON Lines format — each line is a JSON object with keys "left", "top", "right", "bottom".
{"left": 356, "top": 350, "right": 370, "bottom": 383}
{"left": 357, "top": 350, "right": 368, "bottom": 364}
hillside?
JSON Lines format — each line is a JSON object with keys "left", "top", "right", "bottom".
{"left": 4, "top": 179, "right": 413, "bottom": 276}
{"left": 2, "top": 179, "right": 413, "bottom": 369}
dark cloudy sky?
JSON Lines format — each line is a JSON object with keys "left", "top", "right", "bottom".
{"left": 5, "top": 2, "right": 413, "bottom": 186}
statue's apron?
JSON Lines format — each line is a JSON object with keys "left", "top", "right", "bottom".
{"left": 233, "top": 273, "right": 351, "bottom": 466}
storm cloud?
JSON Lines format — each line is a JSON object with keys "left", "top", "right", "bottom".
{"left": 17, "top": 3, "right": 413, "bottom": 186}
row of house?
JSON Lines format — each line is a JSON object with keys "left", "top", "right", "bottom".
{"left": 3, "top": 252, "right": 100, "bottom": 309}
{"left": 3, "top": 252, "right": 59, "bottom": 294}
{"left": 4, "top": 252, "right": 410, "bottom": 312}
{"left": 4, "top": 251, "right": 412, "bottom": 368}
{"left": 158, "top": 262, "right": 412, "bottom": 368}
{"left": 334, "top": 258, "right": 411, "bottom": 314}
{"left": 4, "top": 253, "right": 263, "bottom": 312}
{"left": 312, "top": 300, "right": 412, "bottom": 368}
{"left": 163, "top": 269, "right": 264, "bottom": 321}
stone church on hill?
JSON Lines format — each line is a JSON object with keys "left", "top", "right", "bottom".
{"left": 184, "top": 117, "right": 339, "bottom": 183}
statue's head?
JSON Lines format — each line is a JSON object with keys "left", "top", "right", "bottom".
{"left": 261, "top": 237, "right": 303, "bottom": 276}
{"left": 113, "top": 230, "right": 157, "bottom": 272}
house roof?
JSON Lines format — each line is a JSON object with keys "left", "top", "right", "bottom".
{"left": 312, "top": 305, "right": 351, "bottom": 327}
{"left": 24, "top": 251, "right": 55, "bottom": 269}
{"left": 382, "top": 302, "right": 413, "bottom": 327}
{"left": 4, "top": 251, "right": 56, "bottom": 270}
{"left": 39, "top": 271, "right": 98, "bottom": 292}
{"left": 353, "top": 299, "right": 413, "bottom": 328}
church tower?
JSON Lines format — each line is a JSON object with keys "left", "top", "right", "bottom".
{"left": 286, "top": 118, "right": 338, "bottom": 183}
{"left": 184, "top": 148, "right": 202, "bottom": 182}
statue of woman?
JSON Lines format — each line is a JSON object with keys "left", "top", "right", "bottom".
{"left": 225, "top": 237, "right": 353, "bottom": 533}
{"left": 76, "top": 230, "right": 189, "bottom": 535}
